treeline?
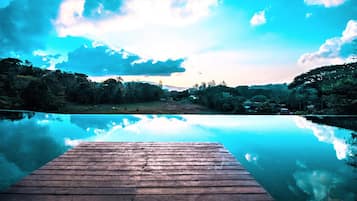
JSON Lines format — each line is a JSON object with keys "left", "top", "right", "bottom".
{"left": 0, "top": 57, "right": 356, "bottom": 114}
{"left": 0, "top": 58, "right": 163, "bottom": 111}
{"left": 186, "top": 84, "right": 290, "bottom": 114}
{"left": 288, "top": 62, "right": 357, "bottom": 114}
{"left": 173, "top": 62, "right": 357, "bottom": 114}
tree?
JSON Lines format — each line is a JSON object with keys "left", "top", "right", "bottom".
{"left": 0, "top": 58, "right": 22, "bottom": 65}
{"left": 250, "top": 95, "right": 268, "bottom": 103}
{"left": 24, "top": 60, "right": 32, "bottom": 67}
{"left": 21, "top": 80, "right": 58, "bottom": 110}
{"left": 207, "top": 80, "right": 216, "bottom": 87}
{"left": 288, "top": 62, "right": 357, "bottom": 114}
{"left": 199, "top": 82, "right": 207, "bottom": 90}
{"left": 101, "top": 78, "right": 122, "bottom": 104}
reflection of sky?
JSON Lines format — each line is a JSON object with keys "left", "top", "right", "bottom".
{"left": 293, "top": 116, "right": 353, "bottom": 160}
{"left": 0, "top": 113, "right": 356, "bottom": 201}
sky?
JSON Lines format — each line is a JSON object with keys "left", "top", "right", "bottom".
{"left": 0, "top": 0, "right": 356, "bottom": 87}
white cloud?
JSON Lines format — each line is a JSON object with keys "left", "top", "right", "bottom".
{"left": 304, "top": 0, "right": 346, "bottom": 7}
{"left": 250, "top": 10, "right": 266, "bottom": 26}
{"left": 293, "top": 170, "right": 342, "bottom": 201}
{"left": 56, "top": 0, "right": 85, "bottom": 27}
{"left": 293, "top": 116, "right": 352, "bottom": 160}
{"left": 64, "top": 138, "right": 83, "bottom": 147}
{"left": 55, "top": 0, "right": 219, "bottom": 60}
{"left": 95, "top": 48, "right": 298, "bottom": 88}
{"left": 93, "top": 128, "right": 106, "bottom": 135}
{"left": 90, "top": 49, "right": 290, "bottom": 87}
{"left": 341, "top": 20, "right": 357, "bottom": 42}
{"left": 85, "top": 115, "right": 212, "bottom": 142}
{"left": 121, "top": 116, "right": 191, "bottom": 134}
{"left": 298, "top": 20, "right": 357, "bottom": 68}
{"left": 305, "top": 13, "right": 313, "bottom": 18}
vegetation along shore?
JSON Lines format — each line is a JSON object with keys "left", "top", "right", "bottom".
{"left": 0, "top": 58, "right": 356, "bottom": 114}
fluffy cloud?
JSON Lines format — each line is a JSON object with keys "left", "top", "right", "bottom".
{"left": 56, "top": 45, "right": 185, "bottom": 76}
{"left": 0, "top": 117, "right": 67, "bottom": 190}
{"left": 298, "top": 20, "right": 357, "bottom": 68}
{"left": 70, "top": 115, "right": 140, "bottom": 131}
{"left": 0, "top": 0, "right": 62, "bottom": 55}
{"left": 56, "top": 0, "right": 219, "bottom": 33}
{"left": 54, "top": 0, "right": 219, "bottom": 60}
{"left": 293, "top": 170, "right": 343, "bottom": 201}
{"left": 304, "top": 0, "right": 346, "bottom": 7}
{"left": 293, "top": 116, "right": 352, "bottom": 160}
{"left": 250, "top": 10, "right": 266, "bottom": 26}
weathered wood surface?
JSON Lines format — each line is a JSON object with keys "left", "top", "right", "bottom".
{"left": 0, "top": 142, "right": 274, "bottom": 201}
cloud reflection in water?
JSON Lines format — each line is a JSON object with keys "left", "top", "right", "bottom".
{"left": 0, "top": 112, "right": 356, "bottom": 201}
{"left": 293, "top": 116, "right": 353, "bottom": 160}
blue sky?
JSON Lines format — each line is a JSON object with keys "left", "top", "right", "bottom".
{"left": 0, "top": 0, "right": 356, "bottom": 87}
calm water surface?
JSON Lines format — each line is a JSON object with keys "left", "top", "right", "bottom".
{"left": 0, "top": 111, "right": 356, "bottom": 201}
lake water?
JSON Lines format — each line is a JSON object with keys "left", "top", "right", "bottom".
{"left": 0, "top": 111, "right": 356, "bottom": 201}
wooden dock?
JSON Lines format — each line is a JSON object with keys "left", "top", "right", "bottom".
{"left": 0, "top": 142, "right": 274, "bottom": 201}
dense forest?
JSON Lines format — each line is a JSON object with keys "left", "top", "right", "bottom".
{"left": 0, "top": 57, "right": 356, "bottom": 114}
{"left": 187, "top": 62, "right": 357, "bottom": 114}
{"left": 0, "top": 58, "right": 162, "bottom": 112}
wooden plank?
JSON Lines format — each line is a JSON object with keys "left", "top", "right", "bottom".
{"left": 4, "top": 187, "right": 136, "bottom": 195}
{"left": 68, "top": 150, "right": 229, "bottom": 154}
{"left": 39, "top": 165, "right": 244, "bottom": 171}
{"left": 137, "top": 186, "right": 268, "bottom": 194}
{"left": 15, "top": 180, "right": 260, "bottom": 188}
{"left": 70, "top": 145, "right": 225, "bottom": 148}
{"left": 53, "top": 158, "right": 237, "bottom": 163}
{"left": 23, "top": 174, "right": 256, "bottom": 181}
{"left": 64, "top": 151, "right": 231, "bottom": 155}
{"left": 57, "top": 154, "right": 235, "bottom": 158}
{"left": 65, "top": 150, "right": 233, "bottom": 157}
{"left": 56, "top": 152, "right": 234, "bottom": 157}
{"left": 46, "top": 160, "right": 240, "bottom": 166}
{"left": 0, "top": 142, "right": 273, "bottom": 201}
{"left": 77, "top": 144, "right": 224, "bottom": 148}
{"left": 134, "top": 194, "right": 274, "bottom": 201}
{"left": 79, "top": 142, "right": 223, "bottom": 146}
{"left": 49, "top": 161, "right": 241, "bottom": 166}
{"left": 70, "top": 148, "right": 227, "bottom": 152}
{"left": 31, "top": 169, "right": 251, "bottom": 176}
{"left": 0, "top": 194, "right": 273, "bottom": 201}
{"left": 71, "top": 145, "right": 225, "bottom": 148}
{"left": 5, "top": 186, "right": 266, "bottom": 195}
{"left": 56, "top": 156, "right": 235, "bottom": 161}
{"left": 0, "top": 195, "right": 135, "bottom": 201}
